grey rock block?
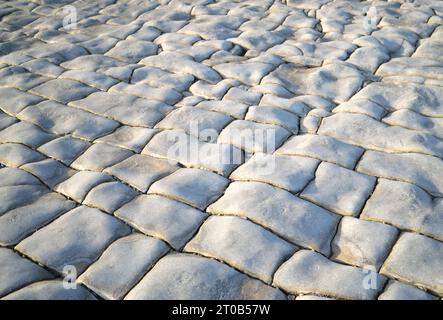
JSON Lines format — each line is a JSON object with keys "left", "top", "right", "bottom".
{"left": 30, "top": 79, "right": 96, "bottom": 104}
{"left": 0, "top": 248, "right": 53, "bottom": 298}
{"left": 185, "top": 216, "right": 296, "bottom": 283}
{"left": 378, "top": 280, "right": 438, "bottom": 300}
{"left": 276, "top": 134, "right": 364, "bottom": 169}
{"left": 208, "top": 181, "right": 339, "bottom": 255}
{"left": 55, "top": 171, "right": 114, "bottom": 202}
{"left": 357, "top": 151, "right": 443, "bottom": 197}
{"left": 362, "top": 179, "right": 443, "bottom": 241}
{"left": 115, "top": 194, "right": 206, "bottom": 250}
{"left": 125, "top": 253, "right": 286, "bottom": 300}
{"left": 301, "top": 162, "right": 376, "bottom": 216}
{"left": 274, "top": 250, "right": 387, "bottom": 300}
{"left": 230, "top": 153, "right": 319, "bottom": 193}
{"left": 79, "top": 234, "right": 168, "bottom": 300}
{"left": 2, "top": 280, "right": 96, "bottom": 300}
{"left": 381, "top": 233, "right": 443, "bottom": 296}
{"left": 71, "top": 143, "right": 133, "bottom": 172}
{"left": 148, "top": 168, "right": 229, "bottom": 210}
{"left": 331, "top": 217, "right": 398, "bottom": 270}
{"left": 15, "top": 206, "right": 131, "bottom": 274}
{"left": 0, "top": 193, "right": 75, "bottom": 246}
{"left": 105, "top": 154, "right": 179, "bottom": 192}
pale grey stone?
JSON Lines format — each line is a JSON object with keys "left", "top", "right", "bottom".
{"left": 155, "top": 106, "right": 233, "bottom": 140}
{"left": 148, "top": 168, "right": 229, "bottom": 210}
{"left": 230, "top": 153, "right": 318, "bottom": 192}
{"left": 79, "top": 35, "right": 119, "bottom": 54}
{"left": 376, "top": 57, "right": 443, "bottom": 80}
{"left": 381, "top": 233, "right": 443, "bottom": 296}
{"left": 21, "top": 159, "right": 76, "bottom": 189}
{"left": 333, "top": 99, "right": 386, "bottom": 120}
{"left": 70, "top": 91, "right": 173, "bottom": 128}
{"left": 131, "top": 66, "right": 194, "bottom": 91}
{"left": 263, "top": 62, "right": 364, "bottom": 102}
{"left": 274, "top": 250, "right": 387, "bottom": 300}
{"left": 0, "top": 248, "right": 53, "bottom": 298}
{"left": 190, "top": 79, "right": 238, "bottom": 100}
{"left": 0, "top": 143, "right": 45, "bottom": 167}
{"left": 218, "top": 120, "right": 291, "bottom": 153}
{"left": 140, "top": 52, "right": 221, "bottom": 83}
{"left": 60, "top": 54, "right": 124, "bottom": 71}
{"left": 106, "top": 39, "right": 158, "bottom": 63}
{"left": 185, "top": 216, "right": 296, "bottom": 283}
{"left": 0, "top": 167, "right": 40, "bottom": 187}
{"left": 55, "top": 171, "right": 113, "bottom": 202}
{"left": 383, "top": 109, "right": 443, "bottom": 140}
{"left": 347, "top": 46, "right": 389, "bottom": 73}
{"left": 331, "top": 217, "right": 398, "bottom": 270}
{"left": 357, "top": 151, "right": 443, "bottom": 197}
{"left": 125, "top": 253, "right": 286, "bottom": 300}
{"left": 301, "top": 162, "right": 376, "bottom": 216}
{"left": 0, "top": 193, "right": 75, "bottom": 246}
{"left": 213, "top": 61, "right": 275, "bottom": 86}
{"left": 0, "top": 67, "right": 48, "bottom": 91}
{"left": 16, "top": 206, "right": 131, "bottom": 274}
{"left": 37, "top": 136, "right": 91, "bottom": 165}
{"left": 71, "top": 143, "right": 133, "bottom": 171}
{"left": 195, "top": 100, "right": 249, "bottom": 119}
{"left": 0, "top": 121, "right": 54, "bottom": 148}
{"left": 109, "top": 82, "right": 182, "bottom": 105}
{"left": 58, "top": 70, "right": 118, "bottom": 91}
{"left": 295, "top": 295, "right": 335, "bottom": 300}
{"left": 30, "top": 79, "right": 96, "bottom": 104}
{"left": 105, "top": 154, "right": 179, "bottom": 192}
{"left": 362, "top": 179, "right": 443, "bottom": 241}
{"left": 230, "top": 30, "right": 285, "bottom": 51}
{"left": 208, "top": 181, "right": 339, "bottom": 255}
{"left": 0, "top": 87, "right": 43, "bottom": 116}
{"left": 116, "top": 195, "right": 206, "bottom": 250}
{"left": 143, "top": 129, "right": 243, "bottom": 176}
{"left": 79, "top": 234, "right": 168, "bottom": 300}
{"left": 319, "top": 113, "right": 443, "bottom": 158}
{"left": 245, "top": 106, "right": 299, "bottom": 133}
{"left": 18, "top": 100, "right": 119, "bottom": 140}
{"left": 223, "top": 87, "right": 262, "bottom": 105}
{"left": 0, "top": 111, "right": 17, "bottom": 131}
{"left": 352, "top": 82, "right": 443, "bottom": 118}
{"left": 378, "top": 280, "right": 438, "bottom": 300}
{"left": 95, "top": 126, "right": 157, "bottom": 153}
{"left": 2, "top": 280, "right": 96, "bottom": 300}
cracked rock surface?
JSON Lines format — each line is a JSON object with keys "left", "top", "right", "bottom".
{"left": 0, "top": 0, "right": 442, "bottom": 300}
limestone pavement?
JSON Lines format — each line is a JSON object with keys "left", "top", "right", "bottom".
{"left": 0, "top": 0, "right": 442, "bottom": 300}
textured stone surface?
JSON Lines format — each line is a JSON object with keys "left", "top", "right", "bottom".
{"left": 381, "top": 233, "right": 443, "bottom": 296}
{"left": 230, "top": 153, "right": 319, "bottom": 192}
{"left": 116, "top": 195, "right": 206, "bottom": 250}
{"left": 78, "top": 234, "right": 168, "bottom": 300}
{"left": 362, "top": 179, "right": 443, "bottom": 241}
{"left": 185, "top": 215, "right": 296, "bottom": 283}
{"left": 208, "top": 181, "right": 339, "bottom": 255}
{"left": 148, "top": 168, "right": 229, "bottom": 210}
{"left": 1, "top": 0, "right": 443, "bottom": 300}
{"left": 125, "top": 254, "right": 286, "bottom": 300}
{"left": 331, "top": 217, "right": 399, "bottom": 269}
{"left": 301, "top": 162, "right": 376, "bottom": 216}
{"left": 2, "top": 280, "right": 97, "bottom": 300}
{"left": 274, "top": 250, "right": 387, "bottom": 300}
{"left": 378, "top": 280, "right": 438, "bottom": 300}
{"left": 105, "top": 154, "right": 179, "bottom": 192}
{"left": 16, "top": 206, "right": 131, "bottom": 274}
{"left": 0, "top": 248, "right": 53, "bottom": 298}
